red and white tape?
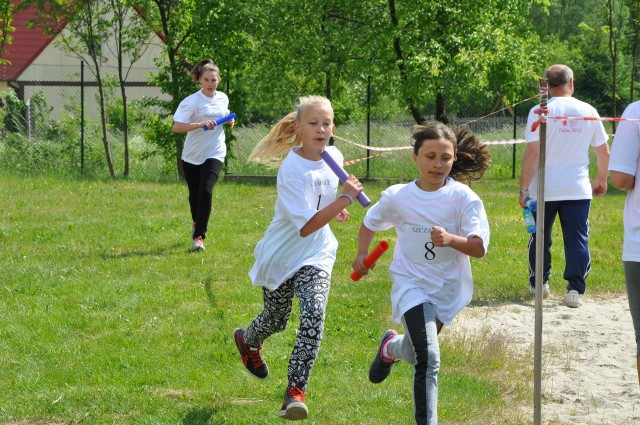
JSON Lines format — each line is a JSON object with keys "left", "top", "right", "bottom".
{"left": 547, "top": 115, "right": 640, "bottom": 122}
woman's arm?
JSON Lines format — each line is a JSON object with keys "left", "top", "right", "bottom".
{"left": 172, "top": 120, "right": 217, "bottom": 133}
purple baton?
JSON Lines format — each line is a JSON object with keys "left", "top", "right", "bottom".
{"left": 321, "top": 150, "right": 370, "bottom": 207}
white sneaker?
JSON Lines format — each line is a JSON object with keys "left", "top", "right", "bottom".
{"left": 566, "top": 290, "right": 582, "bottom": 308}
{"left": 528, "top": 283, "right": 550, "bottom": 299}
{"left": 191, "top": 236, "right": 205, "bottom": 252}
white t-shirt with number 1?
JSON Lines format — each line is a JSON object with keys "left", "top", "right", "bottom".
{"left": 249, "top": 146, "right": 343, "bottom": 290}
{"left": 363, "top": 178, "right": 490, "bottom": 325}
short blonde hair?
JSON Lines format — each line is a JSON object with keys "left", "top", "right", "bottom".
{"left": 248, "top": 96, "right": 333, "bottom": 167}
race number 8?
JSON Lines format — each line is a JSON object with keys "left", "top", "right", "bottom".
{"left": 424, "top": 242, "right": 436, "bottom": 260}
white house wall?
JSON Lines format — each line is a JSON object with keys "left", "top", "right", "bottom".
{"left": 16, "top": 12, "right": 169, "bottom": 120}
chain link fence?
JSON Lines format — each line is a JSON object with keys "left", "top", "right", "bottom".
{"left": 1, "top": 63, "right": 615, "bottom": 181}
{"left": 226, "top": 115, "right": 533, "bottom": 181}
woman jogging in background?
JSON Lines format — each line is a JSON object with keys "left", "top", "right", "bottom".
{"left": 172, "top": 59, "right": 234, "bottom": 252}
{"left": 233, "top": 96, "right": 363, "bottom": 421}
{"left": 352, "top": 121, "right": 490, "bottom": 425}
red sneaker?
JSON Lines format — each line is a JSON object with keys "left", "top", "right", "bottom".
{"left": 233, "top": 328, "right": 268, "bottom": 379}
{"left": 279, "top": 387, "right": 308, "bottom": 420}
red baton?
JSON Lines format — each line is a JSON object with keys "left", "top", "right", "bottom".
{"left": 351, "top": 241, "right": 390, "bottom": 281}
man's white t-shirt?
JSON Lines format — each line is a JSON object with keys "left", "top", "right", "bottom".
{"left": 525, "top": 96, "right": 608, "bottom": 201}
{"left": 173, "top": 90, "right": 229, "bottom": 164}
{"left": 249, "top": 146, "right": 343, "bottom": 290}
{"left": 609, "top": 100, "right": 640, "bottom": 261}
{"left": 363, "top": 178, "right": 490, "bottom": 325}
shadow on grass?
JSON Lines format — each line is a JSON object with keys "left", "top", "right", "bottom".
{"left": 182, "top": 407, "right": 226, "bottom": 425}
{"left": 204, "top": 280, "right": 216, "bottom": 305}
{"left": 101, "top": 241, "right": 185, "bottom": 259}
{"left": 223, "top": 174, "right": 276, "bottom": 186}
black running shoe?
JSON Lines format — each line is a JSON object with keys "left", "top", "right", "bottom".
{"left": 233, "top": 328, "right": 268, "bottom": 379}
{"left": 369, "top": 330, "right": 399, "bottom": 383}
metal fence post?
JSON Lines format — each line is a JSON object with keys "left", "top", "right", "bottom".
{"left": 81, "top": 60, "right": 85, "bottom": 175}
{"left": 366, "top": 75, "right": 371, "bottom": 179}
{"left": 512, "top": 104, "right": 517, "bottom": 178}
{"left": 533, "top": 77, "right": 548, "bottom": 425}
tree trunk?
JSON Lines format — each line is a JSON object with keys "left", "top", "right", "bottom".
{"left": 435, "top": 92, "right": 447, "bottom": 123}
{"left": 115, "top": 22, "right": 129, "bottom": 178}
{"left": 93, "top": 62, "right": 115, "bottom": 178}
{"left": 607, "top": 0, "right": 618, "bottom": 133}
{"left": 632, "top": 1, "right": 640, "bottom": 102}
{"left": 121, "top": 88, "right": 130, "bottom": 178}
{"left": 388, "top": 0, "right": 424, "bottom": 124}
{"left": 167, "top": 53, "right": 184, "bottom": 180}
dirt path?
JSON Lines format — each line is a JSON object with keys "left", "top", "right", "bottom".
{"left": 451, "top": 294, "right": 640, "bottom": 424}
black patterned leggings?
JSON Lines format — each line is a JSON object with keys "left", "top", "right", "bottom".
{"left": 245, "top": 266, "right": 331, "bottom": 391}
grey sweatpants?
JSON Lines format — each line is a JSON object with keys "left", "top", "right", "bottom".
{"left": 624, "top": 261, "right": 640, "bottom": 356}
{"left": 387, "top": 303, "right": 443, "bottom": 425}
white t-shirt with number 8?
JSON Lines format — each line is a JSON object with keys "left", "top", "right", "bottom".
{"left": 363, "top": 178, "right": 489, "bottom": 325}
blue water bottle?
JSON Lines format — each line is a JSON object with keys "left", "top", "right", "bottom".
{"left": 525, "top": 197, "right": 537, "bottom": 213}
{"left": 523, "top": 197, "right": 536, "bottom": 234}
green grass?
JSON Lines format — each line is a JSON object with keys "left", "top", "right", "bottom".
{"left": 0, "top": 172, "right": 626, "bottom": 424}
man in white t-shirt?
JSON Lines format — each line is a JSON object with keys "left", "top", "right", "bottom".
{"left": 519, "top": 64, "right": 610, "bottom": 308}
{"left": 609, "top": 100, "right": 640, "bottom": 385}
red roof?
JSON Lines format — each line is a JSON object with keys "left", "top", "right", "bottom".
{"left": 0, "top": 1, "right": 66, "bottom": 81}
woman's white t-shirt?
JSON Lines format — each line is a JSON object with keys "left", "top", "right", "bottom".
{"left": 173, "top": 90, "right": 229, "bottom": 165}
{"left": 249, "top": 146, "right": 343, "bottom": 290}
{"left": 363, "top": 178, "right": 490, "bottom": 325}
{"left": 609, "top": 100, "right": 640, "bottom": 261}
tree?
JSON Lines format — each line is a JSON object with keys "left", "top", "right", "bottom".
{"left": 105, "top": 0, "right": 153, "bottom": 178}
{"left": 240, "top": 0, "right": 548, "bottom": 124}
{"left": 26, "top": 0, "right": 117, "bottom": 178}
{"left": 0, "top": 0, "right": 14, "bottom": 62}
{"left": 383, "top": 0, "right": 544, "bottom": 123}
{"left": 606, "top": 0, "right": 628, "bottom": 128}
{"left": 627, "top": 0, "right": 640, "bottom": 101}
{"left": 234, "top": 0, "right": 393, "bottom": 122}
{"left": 59, "top": 0, "right": 116, "bottom": 177}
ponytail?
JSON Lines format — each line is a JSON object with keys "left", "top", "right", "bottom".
{"left": 449, "top": 125, "right": 491, "bottom": 182}
{"left": 248, "top": 112, "right": 301, "bottom": 167}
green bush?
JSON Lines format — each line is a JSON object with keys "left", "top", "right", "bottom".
{"left": 2, "top": 90, "right": 26, "bottom": 133}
